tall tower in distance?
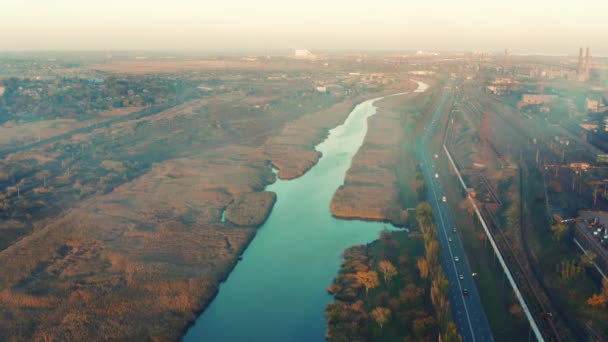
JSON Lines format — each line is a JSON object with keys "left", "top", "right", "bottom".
{"left": 503, "top": 49, "right": 509, "bottom": 74}
{"left": 585, "top": 47, "right": 591, "bottom": 81}
{"left": 577, "top": 47, "right": 584, "bottom": 79}
{"left": 578, "top": 47, "right": 591, "bottom": 82}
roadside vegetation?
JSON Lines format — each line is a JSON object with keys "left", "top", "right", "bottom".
{"left": 325, "top": 202, "right": 461, "bottom": 342}
{"left": 434, "top": 95, "right": 530, "bottom": 341}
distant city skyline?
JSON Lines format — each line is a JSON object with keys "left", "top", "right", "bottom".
{"left": 1, "top": 0, "right": 607, "bottom": 54}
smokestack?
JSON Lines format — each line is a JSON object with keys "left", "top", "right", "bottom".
{"left": 577, "top": 47, "right": 584, "bottom": 77}
{"left": 585, "top": 47, "right": 591, "bottom": 81}
{"left": 503, "top": 48, "right": 509, "bottom": 74}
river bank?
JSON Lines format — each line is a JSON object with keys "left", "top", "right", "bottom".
{"left": 0, "top": 63, "right": 422, "bottom": 341}
{"left": 330, "top": 81, "right": 431, "bottom": 226}
{"left": 0, "top": 88, "right": 405, "bottom": 341}
{"left": 183, "top": 81, "right": 427, "bottom": 341}
{"left": 265, "top": 82, "right": 419, "bottom": 180}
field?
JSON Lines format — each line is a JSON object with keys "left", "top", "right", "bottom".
{"left": 0, "top": 56, "right": 425, "bottom": 340}
{"left": 330, "top": 79, "right": 436, "bottom": 226}
{"left": 0, "top": 107, "right": 142, "bottom": 152}
{"left": 89, "top": 59, "right": 323, "bottom": 74}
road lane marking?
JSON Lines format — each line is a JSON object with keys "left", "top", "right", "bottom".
{"left": 420, "top": 91, "right": 477, "bottom": 341}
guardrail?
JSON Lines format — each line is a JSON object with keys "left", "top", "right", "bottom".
{"left": 443, "top": 143, "right": 545, "bottom": 342}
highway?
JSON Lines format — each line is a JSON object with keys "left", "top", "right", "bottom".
{"left": 415, "top": 84, "right": 494, "bottom": 342}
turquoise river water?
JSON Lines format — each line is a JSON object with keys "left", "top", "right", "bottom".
{"left": 183, "top": 81, "right": 427, "bottom": 341}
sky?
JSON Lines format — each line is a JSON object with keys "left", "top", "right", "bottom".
{"left": 0, "top": 0, "right": 607, "bottom": 53}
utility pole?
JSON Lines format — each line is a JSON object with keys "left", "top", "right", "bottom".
{"left": 481, "top": 113, "right": 490, "bottom": 164}
{"left": 593, "top": 186, "right": 598, "bottom": 208}
{"left": 554, "top": 165, "right": 559, "bottom": 178}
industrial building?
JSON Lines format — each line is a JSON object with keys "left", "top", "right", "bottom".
{"left": 521, "top": 94, "right": 557, "bottom": 105}
{"left": 517, "top": 94, "right": 557, "bottom": 110}
{"left": 294, "top": 49, "right": 316, "bottom": 59}
{"left": 577, "top": 47, "right": 592, "bottom": 82}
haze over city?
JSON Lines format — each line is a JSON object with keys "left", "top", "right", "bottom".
{"left": 1, "top": 0, "right": 607, "bottom": 53}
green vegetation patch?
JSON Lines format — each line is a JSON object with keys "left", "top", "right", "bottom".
{"left": 325, "top": 202, "right": 461, "bottom": 342}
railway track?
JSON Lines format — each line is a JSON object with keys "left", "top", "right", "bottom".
{"left": 519, "top": 157, "right": 594, "bottom": 341}
{"left": 454, "top": 85, "right": 582, "bottom": 341}
{"left": 480, "top": 203, "right": 561, "bottom": 341}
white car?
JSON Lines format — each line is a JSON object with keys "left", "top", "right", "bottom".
{"left": 454, "top": 256, "right": 459, "bottom": 262}
{"left": 441, "top": 196, "right": 447, "bottom": 203}
{"left": 459, "top": 274, "right": 464, "bottom": 280}
{"left": 448, "top": 237, "right": 452, "bottom": 242}
{"left": 434, "top": 154, "right": 439, "bottom": 159}
{"left": 434, "top": 173, "right": 439, "bottom": 179}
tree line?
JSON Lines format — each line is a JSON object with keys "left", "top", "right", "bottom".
{"left": 325, "top": 202, "right": 462, "bottom": 341}
{"left": 415, "top": 202, "right": 461, "bottom": 342}
{"left": 0, "top": 76, "right": 198, "bottom": 122}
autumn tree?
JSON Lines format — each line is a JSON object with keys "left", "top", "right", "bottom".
{"left": 414, "top": 167, "right": 427, "bottom": 201}
{"left": 587, "top": 279, "right": 608, "bottom": 307}
{"left": 443, "top": 322, "right": 463, "bottom": 342}
{"left": 399, "top": 284, "right": 423, "bottom": 306}
{"left": 370, "top": 307, "right": 391, "bottom": 329}
{"left": 587, "top": 294, "right": 607, "bottom": 307}
{"left": 412, "top": 314, "right": 436, "bottom": 340}
{"left": 417, "top": 257, "right": 429, "bottom": 279}
{"left": 378, "top": 260, "right": 397, "bottom": 285}
{"left": 398, "top": 254, "right": 410, "bottom": 269}
{"left": 355, "top": 271, "right": 379, "bottom": 296}
{"left": 416, "top": 202, "right": 433, "bottom": 232}
{"left": 325, "top": 301, "right": 368, "bottom": 341}
{"left": 550, "top": 222, "right": 568, "bottom": 242}
{"left": 425, "top": 239, "right": 440, "bottom": 273}
{"left": 509, "top": 303, "right": 524, "bottom": 319}
{"left": 580, "top": 252, "right": 597, "bottom": 268}
{"left": 430, "top": 271, "right": 450, "bottom": 332}
{"left": 379, "top": 230, "right": 399, "bottom": 260}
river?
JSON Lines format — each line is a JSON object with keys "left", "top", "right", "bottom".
{"left": 183, "top": 81, "right": 428, "bottom": 342}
